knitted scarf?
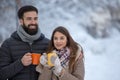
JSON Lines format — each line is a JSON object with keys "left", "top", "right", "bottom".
{"left": 17, "top": 26, "right": 41, "bottom": 43}
{"left": 55, "top": 47, "right": 70, "bottom": 68}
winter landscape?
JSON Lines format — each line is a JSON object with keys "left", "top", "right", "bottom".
{"left": 0, "top": 0, "right": 120, "bottom": 80}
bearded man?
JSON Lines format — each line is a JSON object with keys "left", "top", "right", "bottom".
{"left": 0, "top": 5, "right": 49, "bottom": 80}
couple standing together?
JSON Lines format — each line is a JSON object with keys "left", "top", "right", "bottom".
{"left": 0, "top": 5, "right": 85, "bottom": 80}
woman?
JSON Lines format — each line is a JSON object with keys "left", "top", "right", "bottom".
{"left": 36, "top": 26, "right": 85, "bottom": 80}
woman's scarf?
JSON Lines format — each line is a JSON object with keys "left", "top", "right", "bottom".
{"left": 55, "top": 47, "right": 70, "bottom": 68}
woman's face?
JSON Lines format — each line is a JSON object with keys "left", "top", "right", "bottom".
{"left": 53, "top": 31, "right": 67, "bottom": 50}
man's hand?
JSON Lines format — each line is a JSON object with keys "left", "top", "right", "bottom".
{"left": 21, "top": 53, "right": 32, "bottom": 66}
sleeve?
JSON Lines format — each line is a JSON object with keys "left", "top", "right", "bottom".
{"left": 36, "top": 64, "right": 43, "bottom": 73}
{"left": 36, "top": 64, "right": 52, "bottom": 80}
{"left": 59, "top": 56, "right": 85, "bottom": 80}
{"left": 0, "top": 41, "right": 24, "bottom": 80}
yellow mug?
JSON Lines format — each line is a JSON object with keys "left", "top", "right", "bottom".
{"left": 47, "top": 52, "right": 57, "bottom": 67}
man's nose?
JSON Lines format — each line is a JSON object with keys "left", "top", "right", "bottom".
{"left": 31, "top": 19, "right": 36, "bottom": 24}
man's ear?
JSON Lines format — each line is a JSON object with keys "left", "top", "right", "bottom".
{"left": 19, "top": 19, "right": 23, "bottom": 25}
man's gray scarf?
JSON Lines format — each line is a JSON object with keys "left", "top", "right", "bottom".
{"left": 17, "top": 26, "right": 41, "bottom": 43}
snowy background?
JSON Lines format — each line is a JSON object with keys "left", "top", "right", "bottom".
{"left": 0, "top": 0, "right": 120, "bottom": 80}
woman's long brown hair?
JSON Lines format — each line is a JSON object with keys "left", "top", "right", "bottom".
{"left": 46, "top": 26, "right": 79, "bottom": 72}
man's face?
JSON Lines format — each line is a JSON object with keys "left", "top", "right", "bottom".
{"left": 20, "top": 11, "right": 38, "bottom": 35}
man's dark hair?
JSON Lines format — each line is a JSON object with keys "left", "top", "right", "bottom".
{"left": 18, "top": 5, "right": 38, "bottom": 19}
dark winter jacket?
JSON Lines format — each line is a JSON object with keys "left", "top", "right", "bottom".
{"left": 0, "top": 31, "right": 49, "bottom": 80}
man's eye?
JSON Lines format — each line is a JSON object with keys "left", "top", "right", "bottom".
{"left": 34, "top": 17, "right": 38, "bottom": 20}
{"left": 26, "top": 17, "right": 32, "bottom": 20}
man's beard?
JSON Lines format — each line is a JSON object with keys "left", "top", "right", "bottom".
{"left": 22, "top": 23, "right": 38, "bottom": 35}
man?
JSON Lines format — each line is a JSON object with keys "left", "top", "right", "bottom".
{"left": 0, "top": 5, "right": 49, "bottom": 80}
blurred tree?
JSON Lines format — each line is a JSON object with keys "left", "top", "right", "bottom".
{"left": 15, "top": 0, "right": 21, "bottom": 27}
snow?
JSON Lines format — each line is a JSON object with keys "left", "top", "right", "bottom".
{"left": 38, "top": 13, "right": 120, "bottom": 80}
{"left": 0, "top": 0, "right": 120, "bottom": 80}
{"left": 61, "top": 20, "right": 120, "bottom": 80}
{"left": 85, "top": 37, "right": 120, "bottom": 80}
